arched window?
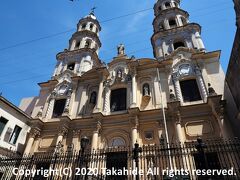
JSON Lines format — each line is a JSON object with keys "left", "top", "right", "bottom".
{"left": 110, "top": 88, "right": 127, "bottom": 112}
{"left": 165, "top": 2, "right": 171, "bottom": 8}
{"left": 89, "top": 23, "right": 94, "bottom": 31}
{"left": 143, "top": 83, "right": 150, "bottom": 96}
{"left": 67, "top": 63, "right": 75, "bottom": 71}
{"left": 174, "top": 41, "right": 185, "bottom": 50}
{"left": 110, "top": 137, "right": 126, "bottom": 147}
{"left": 82, "top": 23, "right": 87, "bottom": 30}
{"left": 181, "top": 17, "right": 187, "bottom": 25}
{"left": 75, "top": 41, "right": 80, "bottom": 49}
{"left": 90, "top": 91, "right": 97, "bottom": 104}
{"left": 169, "top": 19, "right": 177, "bottom": 28}
{"left": 180, "top": 79, "right": 202, "bottom": 102}
{"left": 52, "top": 99, "right": 66, "bottom": 118}
{"left": 116, "top": 69, "right": 123, "bottom": 78}
{"left": 85, "top": 40, "right": 91, "bottom": 48}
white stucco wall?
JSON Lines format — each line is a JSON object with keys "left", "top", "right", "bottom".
{"left": 0, "top": 99, "right": 31, "bottom": 153}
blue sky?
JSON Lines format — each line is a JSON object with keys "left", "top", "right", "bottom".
{"left": 0, "top": 0, "right": 236, "bottom": 106}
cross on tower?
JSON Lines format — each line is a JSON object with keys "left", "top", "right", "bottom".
{"left": 90, "top": 7, "right": 97, "bottom": 14}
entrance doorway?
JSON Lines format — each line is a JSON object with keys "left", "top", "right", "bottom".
{"left": 106, "top": 151, "right": 128, "bottom": 180}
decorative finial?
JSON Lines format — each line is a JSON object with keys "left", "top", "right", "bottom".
{"left": 208, "top": 83, "right": 217, "bottom": 96}
{"left": 117, "top": 44, "right": 125, "bottom": 56}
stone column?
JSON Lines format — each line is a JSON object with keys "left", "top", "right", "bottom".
{"left": 195, "top": 32, "right": 205, "bottom": 50}
{"left": 175, "top": 111, "right": 185, "bottom": 143}
{"left": 104, "top": 86, "right": 111, "bottom": 114}
{"left": 63, "top": 88, "right": 73, "bottom": 115}
{"left": 72, "top": 130, "right": 81, "bottom": 152}
{"left": 154, "top": 77, "right": 161, "bottom": 108}
{"left": 71, "top": 40, "right": 76, "bottom": 50}
{"left": 173, "top": 80, "right": 183, "bottom": 102}
{"left": 132, "top": 127, "right": 138, "bottom": 147}
{"left": 164, "top": 19, "right": 170, "bottom": 29}
{"left": 91, "top": 121, "right": 101, "bottom": 151}
{"left": 130, "top": 115, "right": 139, "bottom": 147}
{"left": 75, "top": 62, "right": 80, "bottom": 74}
{"left": 216, "top": 102, "right": 227, "bottom": 138}
{"left": 33, "top": 137, "right": 40, "bottom": 153}
{"left": 46, "top": 97, "right": 55, "bottom": 118}
{"left": 24, "top": 129, "right": 40, "bottom": 155}
{"left": 197, "top": 75, "right": 208, "bottom": 101}
{"left": 131, "top": 72, "right": 137, "bottom": 108}
{"left": 95, "top": 78, "right": 104, "bottom": 112}
{"left": 56, "top": 127, "right": 68, "bottom": 145}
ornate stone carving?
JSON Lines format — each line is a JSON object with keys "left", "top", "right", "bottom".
{"left": 72, "top": 129, "right": 81, "bottom": 137}
{"left": 103, "top": 87, "right": 110, "bottom": 112}
{"left": 54, "top": 141, "right": 64, "bottom": 155}
{"left": 172, "top": 110, "right": 181, "bottom": 124}
{"left": 208, "top": 83, "right": 217, "bottom": 96}
{"left": 216, "top": 101, "right": 226, "bottom": 120}
{"left": 36, "top": 106, "right": 43, "bottom": 118}
{"left": 169, "top": 89, "right": 176, "bottom": 101}
{"left": 129, "top": 115, "right": 139, "bottom": 128}
{"left": 30, "top": 129, "right": 41, "bottom": 138}
{"left": 58, "top": 126, "right": 68, "bottom": 136}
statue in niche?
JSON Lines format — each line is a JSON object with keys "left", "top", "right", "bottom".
{"left": 58, "top": 84, "right": 68, "bottom": 96}
{"left": 143, "top": 83, "right": 150, "bottom": 96}
{"left": 117, "top": 69, "right": 123, "bottom": 78}
{"left": 117, "top": 44, "right": 125, "bottom": 55}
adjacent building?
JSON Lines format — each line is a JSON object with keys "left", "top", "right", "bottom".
{"left": 20, "top": 0, "right": 232, "bottom": 156}
{"left": 0, "top": 96, "right": 31, "bottom": 156}
{"left": 225, "top": 0, "right": 240, "bottom": 137}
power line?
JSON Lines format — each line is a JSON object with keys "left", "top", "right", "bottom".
{"left": 0, "top": 47, "right": 152, "bottom": 85}
{"left": 0, "top": 2, "right": 233, "bottom": 53}
{"left": 0, "top": 8, "right": 153, "bottom": 53}
{"left": 0, "top": 18, "right": 233, "bottom": 78}
{"left": 0, "top": 4, "right": 232, "bottom": 66}
{"left": 0, "top": 29, "right": 74, "bottom": 52}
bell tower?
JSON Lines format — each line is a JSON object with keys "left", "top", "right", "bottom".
{"left": 53, "top": 10, "right": 102, "bottom": 77}
{"left": 151, "top": 0, "right": 206, "bottom": 60}
{"left": 69, "top": 10, "right": 101, "bottom": 53}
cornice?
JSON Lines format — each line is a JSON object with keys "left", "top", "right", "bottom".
{"left": 78, "top": 17, "right": 101, "bottom": 31}
{"left": 69, "top": 30, "right": 101, "bottom": 47}
{"left": 153, "top": 7, "right": 189, "bottom": 24}
{"left": 151, "top": 23, "right": 201, "bottom": 43}
{"left": 56, "top": 48, "right": 100, "bottom": 63}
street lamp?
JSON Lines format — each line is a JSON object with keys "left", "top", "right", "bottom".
{"left": 133, "top": 141, "right": 142, "bottom": 180}
{"left": 80, "top": 136, "right": 89, "bottom": 180}
{"left": 160, "top": 134, "right": 165, "bottom": 146}
{"left": 195, "top": 137, "right": 208, "bottom": 172}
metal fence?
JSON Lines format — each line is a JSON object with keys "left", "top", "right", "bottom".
{"left": 0, "top": 138, "right": 240, "bottom": 180}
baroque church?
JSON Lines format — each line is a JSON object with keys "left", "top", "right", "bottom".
{"left": 20, "top": 0, "right": 232, "bottom": 155}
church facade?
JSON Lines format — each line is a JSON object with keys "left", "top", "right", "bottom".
{"left": 20, "top": 0, "right": 232, "bottom": 155}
